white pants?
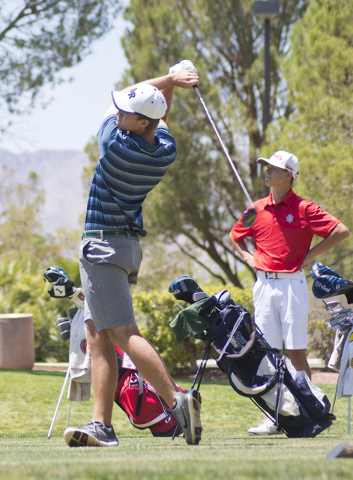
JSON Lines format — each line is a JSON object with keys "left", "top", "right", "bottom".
{"left": 253, "top": 271, "right": 308, "bottom": 350}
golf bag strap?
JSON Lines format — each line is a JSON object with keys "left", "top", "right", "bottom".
{"left": 217, "top": 312, "right": 245, "bottom": 363}
{"left": 135, "top": 372, "right": 144, "bottom": 417}
{"left": 228, "top": 368, "right": 279, "bottom": 397}
{"left": 211, "top": 313, "right": 257, "bottom": 360}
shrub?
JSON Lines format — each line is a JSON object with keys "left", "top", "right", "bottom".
{"left": 307, "top": 310, "right": 335, "bottom": 366}
{"left": 0, "top": 258, "right": 79, "bottom": 363}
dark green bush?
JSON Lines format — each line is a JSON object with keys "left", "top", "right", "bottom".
{"left": 0, "top": 258, "right": 78, "bottom": 363}
{"left": 307, "top": 310, "right": 335, "bottom": 366}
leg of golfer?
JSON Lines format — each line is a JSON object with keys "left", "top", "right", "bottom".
{"left": 248, "top": 272, "right": 310, "bottom": 436}
{"left": 86, "top": 320, "right": 178, "bottom": 426}
{"left": 64, "top": 235, "right": 202, "bottom": 447}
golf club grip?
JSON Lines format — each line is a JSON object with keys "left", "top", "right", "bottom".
{"left": 193, "top": 86, "right": 254, "bottom": 207}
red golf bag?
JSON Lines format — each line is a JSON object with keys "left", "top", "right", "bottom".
{"left": 114, "top": 346, "right": 184, "bottom": 437}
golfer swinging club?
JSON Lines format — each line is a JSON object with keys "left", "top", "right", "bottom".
{"left": 64, "top": 61, "right": 202, "bottom": 447}
{"left": 229, "top": 151, "right": 349, "bottom": 435}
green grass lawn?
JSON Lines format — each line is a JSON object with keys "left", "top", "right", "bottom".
{"left": 1, "top": 370, "right": 353, "bottom": 479}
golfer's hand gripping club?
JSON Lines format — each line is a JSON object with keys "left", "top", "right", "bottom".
{"left": 193, "top": 85, "right": 257, "bottom": 227}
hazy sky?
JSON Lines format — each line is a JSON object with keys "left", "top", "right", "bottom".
{"left": 0, "top": 15, "right": 129, "bottom": 154}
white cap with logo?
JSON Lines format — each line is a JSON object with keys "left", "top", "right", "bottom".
{"left": 111, "top": 84, "right": 167, "bottom": 120}
{"left": 257, "top": 151, "right": 299, "bottom": 178}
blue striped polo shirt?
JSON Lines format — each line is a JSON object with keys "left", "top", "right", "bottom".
{"left": 84, "top": 115, "right": 177, "bottom": 237}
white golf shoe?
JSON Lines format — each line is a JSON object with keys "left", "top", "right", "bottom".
{"left": 248, "top": 417, "right": 284, "bottom": 435}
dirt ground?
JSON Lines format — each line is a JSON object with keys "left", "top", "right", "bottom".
{"left": 311, "top": 370, "right": 339, "bottom": 385}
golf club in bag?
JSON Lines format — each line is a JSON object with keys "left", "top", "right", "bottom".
{"left": 193, "top": 85, "right": 257, "bottom": 227}
{"left": 44, "top": 267, "right": 183, "bottom": 439}
{"left": 168, "top": 275, "right": 335, "bottom": 438}
{"left": 311, "top": 262, "right": 353, "bottom": 432}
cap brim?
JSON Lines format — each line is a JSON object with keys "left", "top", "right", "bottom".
{"left": 111, "top": 91, "right": 134, "bottom": 114}
{"left": 257, "top": 158, "right": 270, "bottom": 166}
{"left": 257, "top": 157, "right": 287, "bottom": 170}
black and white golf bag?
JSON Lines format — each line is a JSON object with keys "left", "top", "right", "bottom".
{"left": 168, "top": 276, "right": 335, "bottom": 438}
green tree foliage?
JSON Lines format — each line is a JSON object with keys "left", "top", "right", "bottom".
{"left": 0, "top": 0, "right": 122, "bottom": 133}
{"left": 0, "top": 166, "right": 80, "bottom": 264}
{"left": 116, "top": 0, "right": 308, "bottom": 287}
{"left": 263, "top": 0, "right": 353, "bottom": 275}
{"left": 0, "top": 169, "right": 45, "bottom": 259}
{"left": 0, "top": 166, "right": 81, "bottom": 362}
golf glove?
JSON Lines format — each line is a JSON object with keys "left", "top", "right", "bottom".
{"left": 169, "top": 59, "right": 197, "bottom": 74}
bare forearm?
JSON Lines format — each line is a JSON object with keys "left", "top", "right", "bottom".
{"left": 300, "top": 223, "right": 349, "bottom": 269}
{"left": 120, "top": 71, "right": 198, "bottom": 94}
{"left": 228, "top": 233, "right": 255, "bottom": 269}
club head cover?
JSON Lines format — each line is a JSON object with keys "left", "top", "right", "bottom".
{"left": 168, "top": 275, "right": 204, "bottom": 304}
{"left": 44, "top": 266, "right": 70, "bottom": 283}
{"left": 312, "top": 275, "right": 353, "bottom": 301}
{"left": 242, "top": 207, "right": 257, "bottom": 227}
{"left": 310, "top": 262, "right": 341, "bottom": 280}
{"left": 214, "top": 290, "right": 231, "bottom": 309}
{"left": 48, "top": 277, "right": 75, "bottom": 298}
{"left": 56, "top": 317, "right": 71, "bottom": 342}
{"left": 197, "top": 295, "right": 217, "bottom": 315}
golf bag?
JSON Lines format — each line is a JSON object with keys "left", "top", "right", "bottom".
{"left": 311, "top": 262, "right": 353, "bottom": 400}
{"left": 168, "top": 276, "right": 335, "bottom": 438}
{"left": 45, "top": 267, "right": 182, "bottom": 437}
{"left": 114, "top": 346, "right": 183, "bottom": 437}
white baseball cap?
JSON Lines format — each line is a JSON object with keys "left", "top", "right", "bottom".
{"left": 111, "top": 84, "right": 167, "bottom": 120}
{"left": 257, "top": 150, "right": 299, "bottom": 178}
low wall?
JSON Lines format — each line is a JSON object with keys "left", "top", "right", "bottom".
{"left": 0, "top": 314, "right": 35, "bottom": 370}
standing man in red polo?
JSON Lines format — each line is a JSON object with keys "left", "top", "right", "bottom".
{"left": 229, "top": 150, "right": 349, "bottom": 435}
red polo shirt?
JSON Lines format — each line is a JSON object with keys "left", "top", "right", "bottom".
{"left": 231, "top": 189, "right": 340, "bottom": 272}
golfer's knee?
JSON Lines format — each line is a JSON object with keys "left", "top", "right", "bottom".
{"left": 107, "top": 323, "right": 142, "bottom": 350}
{"left": 86, "top": 319, "right": 113, "bottom": 354}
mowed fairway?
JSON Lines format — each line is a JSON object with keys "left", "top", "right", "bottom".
{"left": 1, "top": 370, "right": 353, "bottom": 480}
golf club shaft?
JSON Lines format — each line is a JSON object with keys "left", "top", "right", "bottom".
{"left": 193, "top": 86, "right": 254, "bottom": 207}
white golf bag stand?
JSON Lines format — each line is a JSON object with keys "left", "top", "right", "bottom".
{"left": 47, "top": 305, "right": 91, "bottom": 439}
{"left": 325, "top": 301, "right": 353, "bottom": 434}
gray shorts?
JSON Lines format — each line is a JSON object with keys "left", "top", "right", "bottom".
{"left": 79, "top": 236, "right": 142, "bottom": 332}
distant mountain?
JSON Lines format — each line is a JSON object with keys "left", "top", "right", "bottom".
{"left": 0, "top": 149, "right": 90, "bottom": 234}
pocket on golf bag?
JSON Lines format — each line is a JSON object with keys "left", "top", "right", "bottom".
{"left": 207, "top": 304, "right": 257, "bottom": 362}
{"left": 115, "top": 370, "right": 176, "bottom": 433}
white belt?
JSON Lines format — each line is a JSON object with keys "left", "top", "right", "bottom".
{"left": 256, "top": 270, "right": 302, "bottom": 280}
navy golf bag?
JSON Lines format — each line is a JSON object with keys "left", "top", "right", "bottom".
{"left": 169, "top": 276, "right": 335, "bottom": 438}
